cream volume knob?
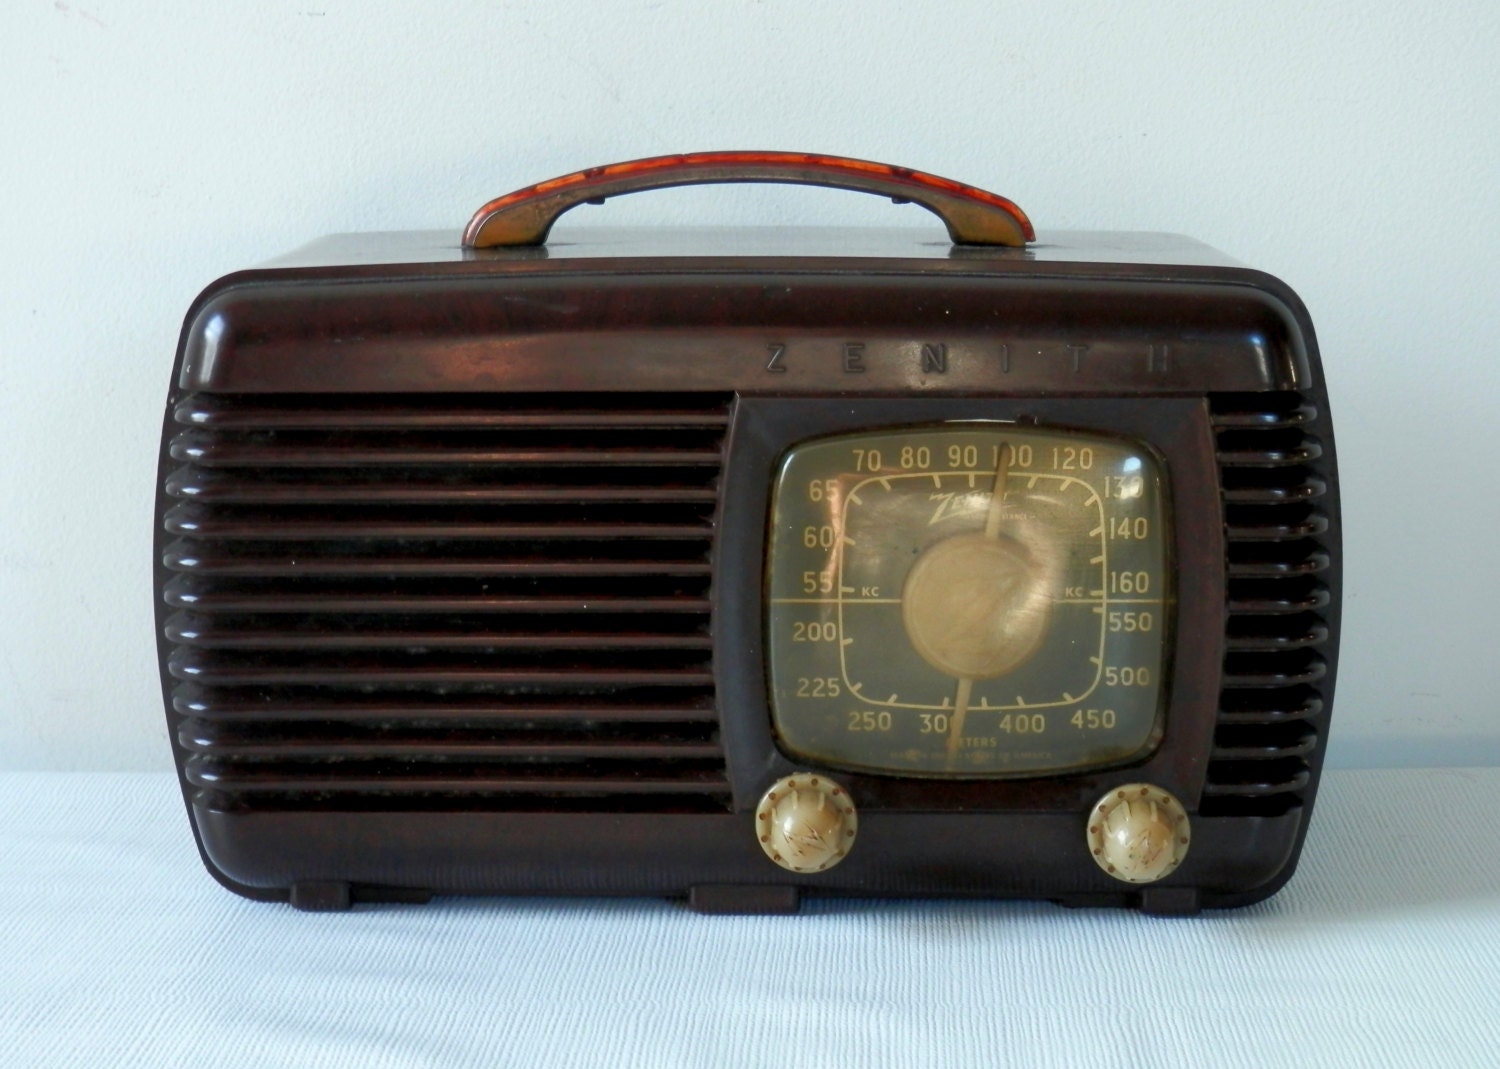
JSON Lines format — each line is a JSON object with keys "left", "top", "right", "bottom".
{"left": 755, "top": 773, "right": 859, "bottom": 873}
{"left": 1088, "top": 784, "right": 1191, "bottom": 883}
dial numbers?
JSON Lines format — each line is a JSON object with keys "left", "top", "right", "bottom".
{"left": 766, "top": 426, "right": 1169, "bottom": 777}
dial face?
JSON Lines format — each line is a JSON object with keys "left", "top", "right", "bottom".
{"left": 765, "top": 425, "right": 1170, "bottom": 777}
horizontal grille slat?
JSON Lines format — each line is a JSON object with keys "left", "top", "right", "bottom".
{"left": 1205, "top": 401, "right": 1317, "bottom": 430}
{"left": 1222, "top": 652, "right": 1326, "bottom": 688}
{"left": 1205, "top": 392, "right": 1336, "bottom": 816}
{"left": 173, "top": 687, "right": 715, "bottom": 725}
{"left": 1225, "top": 616, "right": 1330, "bottom": 651}
{"left": 170, "top": 649, "right": 715, "bottom": 689}
{"left": 161, "top": 391, "right": 733, "bottom": 811}
{"left": 166, "top": 467, "right": 719, "bottom": 505}
{"left": 1223, "top": 506, "right": 1328, "bottom": 542}
{"left": 170, "top": 433, "right": 724, "bottom": 468}
{"left": 1225, "top": 544, "right": 1330, "bottom": 578}
{"left": 166, "top": 613, "right": 712, "bottom": 652}
{"left": 1199, "top": 765, "right": 1310, "bottom": 798}
{"left": 1211, "top": 719, "right": 1319, "bottom": 761}
{"left": 1216, "top": 439, "right": 1323, "bottom": 467}
{"left": 179, "top": 721, "right": 724, "bottom": 762}
{"left": 1219, "top": 474, "right": 1327, "bottom": 505}
{"left": 1225, "top": 578, "right": 1329, "bottom": 615}
{"left": 175, "top": 396, "right": 731, "bottom": 430}
{"left": 164, "top": 503, "right": 714, "bottom": 541}
{"left": 163, "top": 541, "right": 711, "bottom": 578}
{"left": 1216, "top": 688, "right": 1325, "bottom": 725}
{"left": 172, "top": 662, "right": 711, "bottom": 686}
{"left": 184, "top": 758, "right": 730, "bottom": 796}
{"left": 164, "top": 576, "right": 712, "bottom": 615}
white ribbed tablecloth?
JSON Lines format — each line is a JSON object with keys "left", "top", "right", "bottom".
{"left": 2, "top": 768, "right": 1497, "bottom": 1068}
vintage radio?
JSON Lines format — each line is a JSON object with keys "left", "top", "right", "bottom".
{"left": 154, "top": 152, "right": 1341, "bottom": 913}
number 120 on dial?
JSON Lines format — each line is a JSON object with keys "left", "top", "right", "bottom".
{"left": 765, "top": 425, "right": 1170, "bottom": 777}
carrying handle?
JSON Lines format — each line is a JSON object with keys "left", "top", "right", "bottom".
{"left": 462, "top": 151, "right": 1034, "bottom": 248}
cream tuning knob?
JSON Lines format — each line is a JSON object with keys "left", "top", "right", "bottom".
{"left": 755, "top": 773, "right": 858, "bottom": 873}
{"left": 1088, "top": 784, "right": 1191, "bottom": 884}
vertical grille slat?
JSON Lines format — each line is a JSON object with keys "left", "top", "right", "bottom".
{"left": 1206, "top": 392, "right": 1336, "bottom": 816}
{"left": 160, "top": 392, "right": 733, "bottom": 812}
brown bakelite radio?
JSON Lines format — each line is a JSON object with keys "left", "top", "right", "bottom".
{"left": 154, "top": 153, "right": 1340, "bottom": 913}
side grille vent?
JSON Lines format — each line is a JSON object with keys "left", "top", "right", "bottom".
{"left": 1204, "top": 392, "right": 1336, "bottom": 816}
{"left": 160, "top": 392, "right": 734, "bottom": 812}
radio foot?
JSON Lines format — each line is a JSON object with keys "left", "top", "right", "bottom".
{"left": 688, "top": 884, "right": 801, "bottom": 915}
{"left": 1139, "top": 886, "right": 1200, "bottom": 916}
{"left": 289, "top": 880, "right": 352, "bottom": 912}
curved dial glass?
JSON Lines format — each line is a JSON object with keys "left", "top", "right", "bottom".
{"left": 766, "top": 425, "right": 1170, "bottom": 777}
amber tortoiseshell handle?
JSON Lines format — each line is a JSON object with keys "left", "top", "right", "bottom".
{"left": 462, "top": 151, "right": 1034, "bottom": 248}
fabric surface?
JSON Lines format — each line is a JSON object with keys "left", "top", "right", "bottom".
{"left": 2, "top": 769, "right": 1497, "bottom": 1068}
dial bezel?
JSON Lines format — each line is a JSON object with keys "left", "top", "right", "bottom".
{"left": 764, "top": 424, "right": 1174, "bottom": 779}
{"left": 714, "top": 395, "right": 1225, "bottom": 815}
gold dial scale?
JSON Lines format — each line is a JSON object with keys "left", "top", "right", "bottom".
{"left": 767, "top": 426, "right": 1169, "bottom": 779}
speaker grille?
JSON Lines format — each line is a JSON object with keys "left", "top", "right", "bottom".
{"left": 1204, "top": 392, "right": 1335, "bottom": 816}
{"left": 160, "top": 392, "right": 733, "bottom": 812}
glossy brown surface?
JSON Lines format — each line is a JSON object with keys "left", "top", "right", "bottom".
{"left": 462, "top": 152, "right": 1034, "bottom": 248}
{"left": 156, "top": 225, "right": 1340, "bottom": 914}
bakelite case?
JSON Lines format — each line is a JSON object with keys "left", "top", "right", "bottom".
{"left": 154, "top": 155, "right": 1340, "bottom": 913}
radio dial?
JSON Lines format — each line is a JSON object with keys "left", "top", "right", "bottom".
{"left": 766, "top": 426, "right": 1169, "bottom": 777}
